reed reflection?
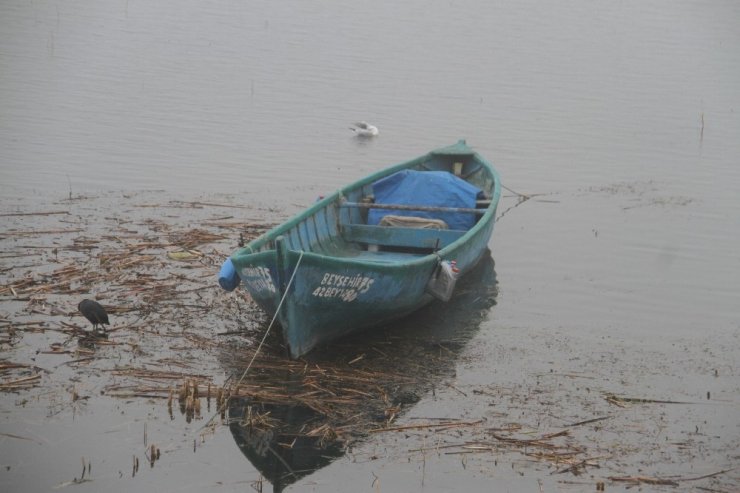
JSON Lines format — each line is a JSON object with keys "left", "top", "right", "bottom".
{"left": 226, "top": 253, "right": 497, "bottom": 492}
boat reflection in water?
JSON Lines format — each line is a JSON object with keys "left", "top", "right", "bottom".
{"left": 227, "top": 253, "right": 497, "bottom": 492}
{"left": 229, "top": 399, "right": 343, "bottom": 493}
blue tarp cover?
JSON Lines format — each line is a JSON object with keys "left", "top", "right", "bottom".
{"left": 368, "top": 170, "right": 482, "bottom": 231}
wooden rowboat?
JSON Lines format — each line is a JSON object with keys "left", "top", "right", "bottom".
{"left": 224, "top": 140, "right": 501, "bottom": 358}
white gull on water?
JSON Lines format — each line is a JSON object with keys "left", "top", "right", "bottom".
{"left": 349, "top": 121, "right": 379, "bottom": 137}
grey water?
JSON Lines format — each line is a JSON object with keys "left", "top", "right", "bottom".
{"left": 1, "top": 0, "right": 739, "bottom": 491}
{"left": 3, "top": 0, "right": 739, "bottom": 334}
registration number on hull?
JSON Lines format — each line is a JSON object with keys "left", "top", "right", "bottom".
{"left": 312, "top": 273, "right": 375, "bottom": 302}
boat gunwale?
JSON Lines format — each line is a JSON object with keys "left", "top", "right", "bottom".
{"left": 231, "top": 142, "right": 501, "bottom": 269}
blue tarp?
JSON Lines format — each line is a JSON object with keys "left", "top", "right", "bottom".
{"left": 368, "top": 170, "right": 482, "bottom": 231}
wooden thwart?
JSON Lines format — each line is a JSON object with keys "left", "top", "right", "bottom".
{"left": 341, "top": 224, "right": 465, "bottom": 249}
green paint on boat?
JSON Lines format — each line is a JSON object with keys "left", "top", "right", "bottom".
{"left": 229, "top": 140, "right": 502, "bottom": 358}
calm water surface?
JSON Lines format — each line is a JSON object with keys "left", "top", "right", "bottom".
{"left": 1, "top": 0, "right": 739, "bottom": 491}
{"left": 2, "top": 0, "right": 738, "bottom": 333}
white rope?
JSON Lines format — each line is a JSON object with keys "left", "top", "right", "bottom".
{"left": 199, "top": 250, "right": 305, "bottom": 432}
{"left": 231, "top": 250, "right": 305, "bottom": 388}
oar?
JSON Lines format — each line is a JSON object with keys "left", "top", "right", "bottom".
{"left": 340, "top": 201, "right": 487, "bottom": 215}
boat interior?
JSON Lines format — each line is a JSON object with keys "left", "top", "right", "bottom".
{"left": 250, "top": 154, "right": 495, "bottom": 263}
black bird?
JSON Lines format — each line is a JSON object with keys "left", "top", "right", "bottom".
{"left": 78, "top": 299, "right": 110, "bottom": 333}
